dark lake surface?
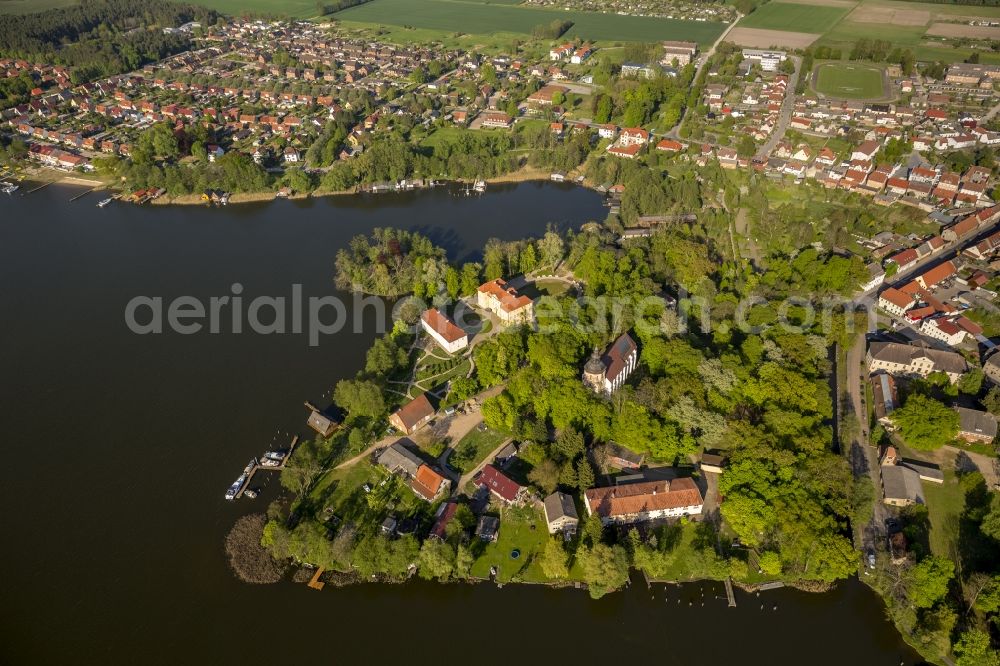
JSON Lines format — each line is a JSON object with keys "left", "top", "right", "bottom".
{"left": 0, "top": 182, "right": 921, "bottom": 665}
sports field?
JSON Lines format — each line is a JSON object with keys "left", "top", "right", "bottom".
{"left": 814, "top": 62, "right": 885, "bottom": 99}
{"left": 335, "top": 0, "right": 727, "bottom": 45}
{"left": 736, "top": 2, "right": 850, "bottom": 33}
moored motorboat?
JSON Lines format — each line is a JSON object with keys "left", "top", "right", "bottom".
{"left": 224, "top": 458, "right": 257, "bottom": 500}
{"left": 97, "top": 197, "right": 113, "bottom": 207}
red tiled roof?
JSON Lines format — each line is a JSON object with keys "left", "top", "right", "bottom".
{"left": 888, "top": 248, "right": 918, "bottom": 266}
{"left": 475, "top": 464, "right": 523, "bottom": 502}
{"left": 411, "top": 464, "right": 447, "bottom": 501}
{"left": 879, "top": 287, "right": 912, "bottom": 309}
{"left": 584, "top": 477, "right": 703, "bottom": 519}
{"left": 478, "top": 279, "right": 531, "bottom": 313}
{"left": 391, "top": 394, "right": 435, "bottom": 432}
{"left": 422, "top": 308, "right": 466, "bottom": 343}
{"left": 918, "top": 261, "right": 956, "bottom": 288}
{"left": 609, "top": 143, "right": 642, "bottom": 157}
{"left": 430, "top": 502, "right": 459, "bottom": 539}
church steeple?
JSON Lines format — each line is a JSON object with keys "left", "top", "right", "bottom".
{"left": 582, "top": 346, "right": 606, "bottom": 393}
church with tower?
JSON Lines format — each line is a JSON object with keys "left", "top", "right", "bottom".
{"left": 582, "top": 332, "right": 638, "bottom": 395}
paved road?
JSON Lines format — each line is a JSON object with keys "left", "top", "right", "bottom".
{"left": 755, "top": 55, "right": 802, "bottom": 158}
{"left": 843, "top": 209, "right": 1000, "bottom": 551}
{"left": 845, "top": 332, "right": 889, "bottom": 553}
{"left": 665, "top": 15, "right": 742, "bottom": 139}
{"left": 982, "top": 97, "right": 1000, "bottom": 123}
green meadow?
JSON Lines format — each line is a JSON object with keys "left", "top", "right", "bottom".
{"left": 736, "top": 2, "right": 850, "bottom": 34}
{"left": 335, "top": 0, "right": 727, "bottom": 45}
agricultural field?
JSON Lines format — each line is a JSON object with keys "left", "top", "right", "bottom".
{"left": 0, "top": 0, "right": 76, "bottom": 14}
{"left": 335, "top": 0, "right": 727, "bottom": 45}
{"left": 736, "top": 2, "right": 850, "bottom": 33}
{"left": 726, "top": 27, "right": 820, "bottom": 49}
{"left": 814, "top": 62, "right": 885, "bottom": 99}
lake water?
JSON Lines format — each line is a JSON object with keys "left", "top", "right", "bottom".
{"left": 0, "top": 182, "right": 921, "bottom": 664}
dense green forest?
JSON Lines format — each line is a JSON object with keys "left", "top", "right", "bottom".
{"left": 0, "top": 0, "right": 217, "bottom": 78}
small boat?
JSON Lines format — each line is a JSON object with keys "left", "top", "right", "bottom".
{"left": 263, "top": 451, "right": 286, "bottom": 462}
{"left": 1, "top": 182, "right": 18, "bottom": 194}
{"left": 224, "top": 458, "right": 257, "bottom": 500}
{"left": 473, "top": 179, "right": 486, "bottom": 193}
{"left": 243, "top": 489, "right": 258, "bottom": 499}
{"left": 260, "top": 457, "right": 281, "bottom": 468}
{"left": 97, "top": 197, "right": 113, "bottom": 207}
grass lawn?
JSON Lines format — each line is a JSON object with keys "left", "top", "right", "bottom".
{"left": 814, "top": 62, "right": 885, "bottom": 99}
{"left": 818, "top": 21, "right": 926, "bottom": 50}
{"left": 737, "top": 2, "right": 849, "bottom": 33}
{"left": 468, "top": 505, "right": 559, "bottom": 583}
{"left": 335, "top": 0, "right": 727, "bottom": 45}
{"left": 309, "top": 461, "right": 379, "bottom": 509}
{"left": 419, "top": 127, "right": 469, "bottom": 150}
{"left": 922, "top": 469, "right": 964, "bottom": 562}
{"left": 448, "top": 427, "right": 508, "bottom": 472}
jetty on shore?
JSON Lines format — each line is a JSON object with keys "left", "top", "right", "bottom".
{"left": 231, "top": 435, "right": 300, "bottom": 500}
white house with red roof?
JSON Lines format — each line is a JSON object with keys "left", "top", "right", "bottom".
{"left": 477, "top": 279, "right": 534, "bottom": 325}
{"left": 878, "top": 287, "right": 915, "bottom": 317}
{"left": 421, "top": 308, "right": 468, "bottom": 354}
{"left": 618, "top": 127, "right": 649, "bottom": 147}
{"left": 919, "top": 317, "right": 968, "bottom": 346}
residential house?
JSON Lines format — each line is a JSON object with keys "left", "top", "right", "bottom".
{"left": 584, "top": 477, "right": 704, "bottom": 525}
{"left": 881, "top": 464, "right": 924, "bottom": 507}
{"left": 866, "top": 341, "right": 968, "bottom": 384}
{"left": 919, "top": 317, "right": 967, "bottom": 346}
{"left": 475, "top": 464, "right": 527, "bottom": 504}
{"left": 377, "top": 441, "right": 424, "bottom": 477}
{"left": 476, "top": 515, "right": 500, "bottom": 541}
{"left": 410, "top": 464, "right": 451, "bottom": 502}
{"left": 984, "top": 352, "right": 1000, "bottom": 385}
{"left": 861, "top": 263, "right": 886, "bottom": 292}
{"left": 420, "top": 308, "right": 468, "bottom": 354}
{"left": 543, "top": 491, "right": 579, "bottom": 535}
{"left": 956, "top": 407, "right": 998, "bottom": 443}
{"left": 388, "top": 394, "right": 435, "bottom": 435}
{"left": 429, "top": 502, "right": 460, "bottom": 540}
{"left": 871, "top": 373, "right": 899, "bottom": 427}
{"left": 603, "top": 442, "right": 644, "bottom": 470}
{"left": 915, "top": 261, "right": 956, "bottom": 290}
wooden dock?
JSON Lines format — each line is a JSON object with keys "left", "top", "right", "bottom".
{"left": 23, "top": 181, "right": 51, "bottom": 195}
{"left": 307, "top": 567, "right": 326, "bottom": 590}
{"left": 235, "top": 435, "right": 300, "bottom": 499}
{"left": 724, "top": 578, "right": 737, "bottom": 607}
{"left": 69, "top": 185, "right": 103, "bottom": 202}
